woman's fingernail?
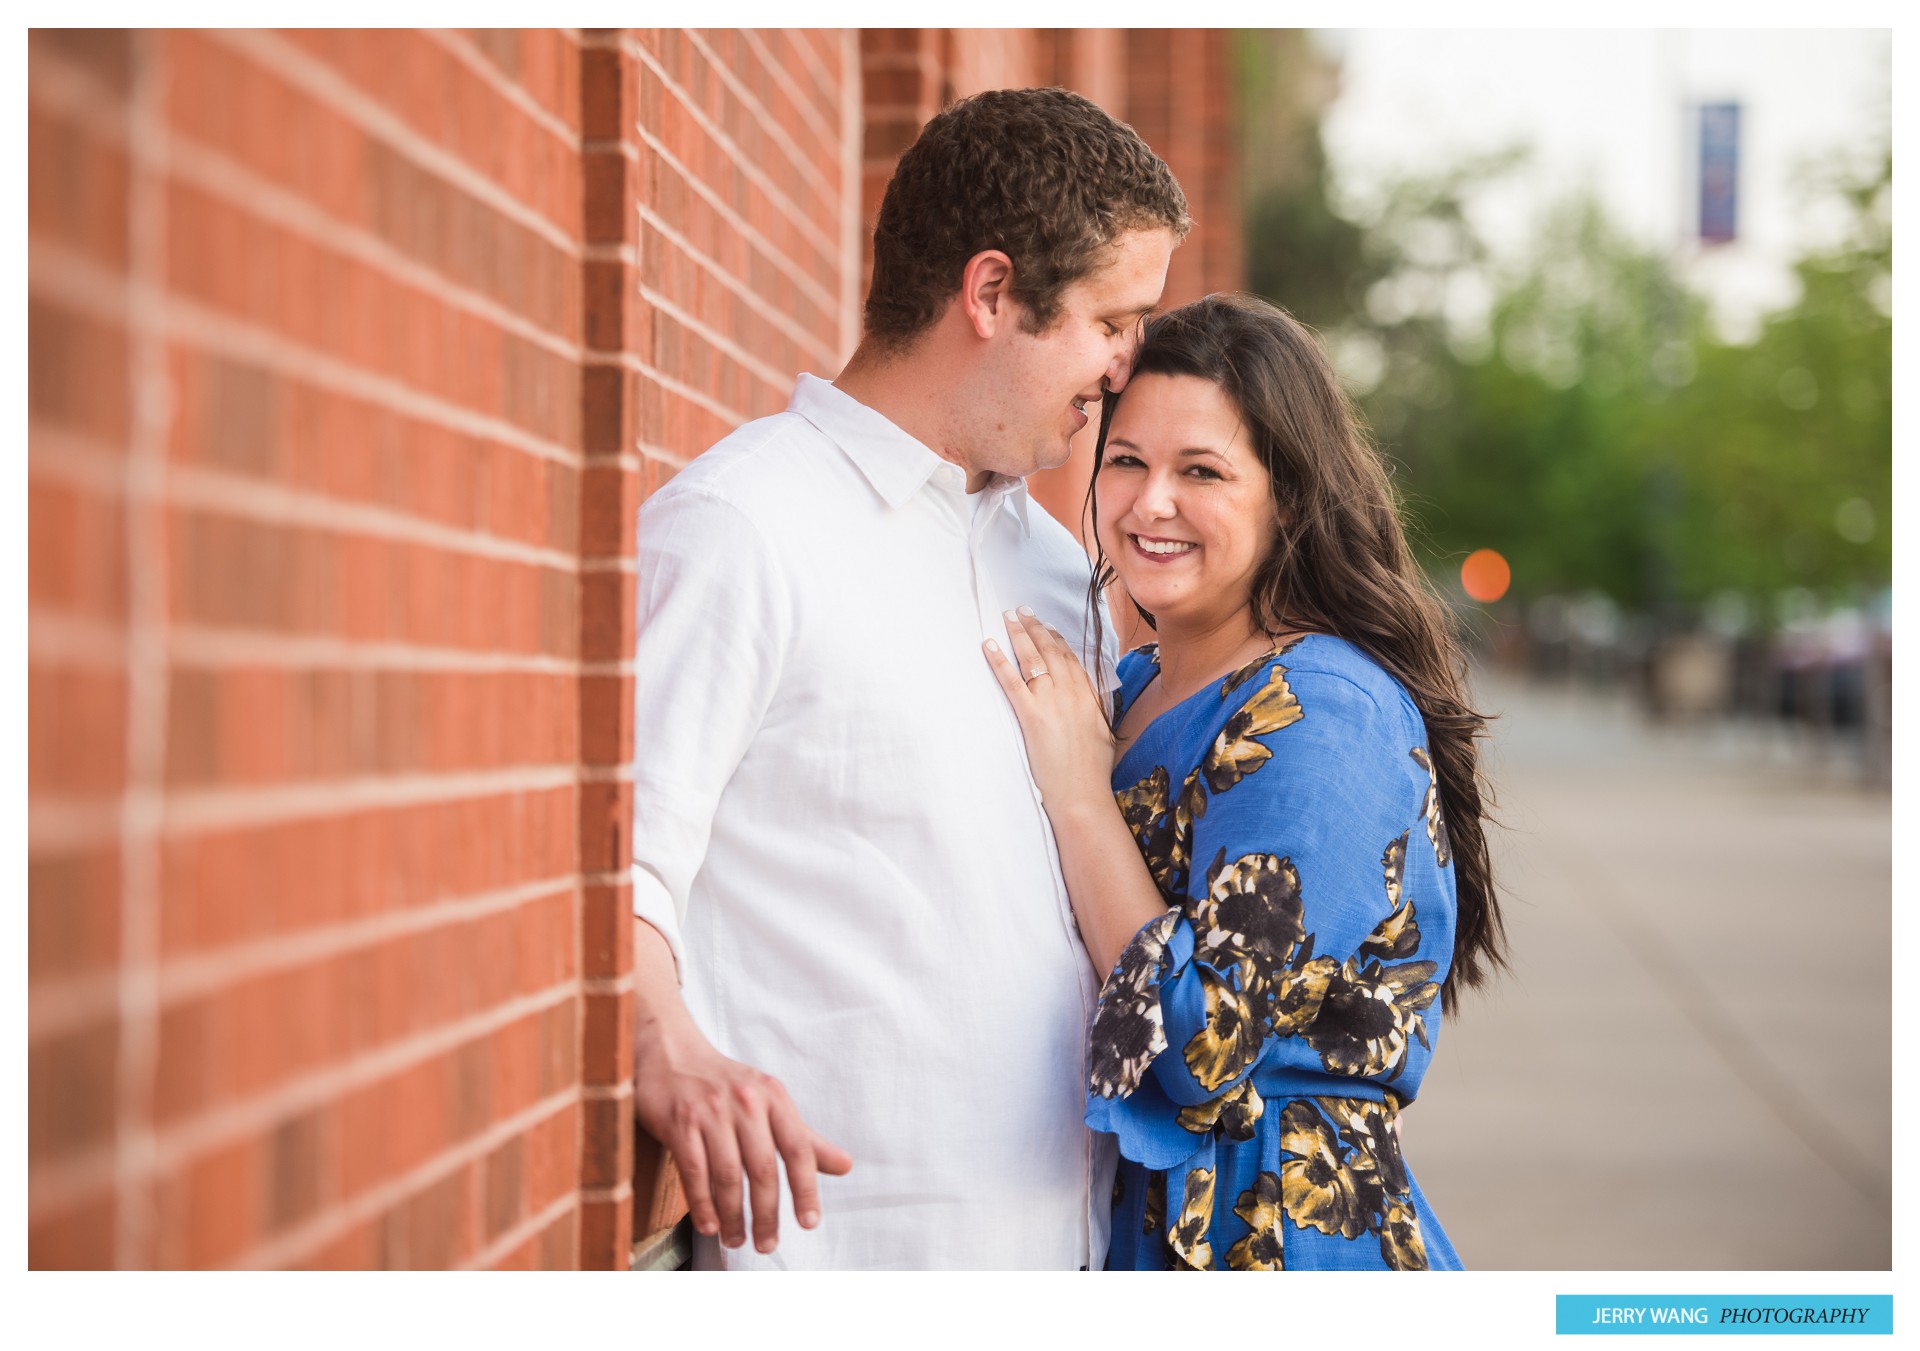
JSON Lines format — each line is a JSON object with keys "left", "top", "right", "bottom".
{"left": 801, "top": 1210, "right": 820, "bottom": 1228}
{"left": 984, "top": 639, "right": 999, "bottom": 652}
{"left": 1018, "top": 605, "right": 1035, "bottom": 617}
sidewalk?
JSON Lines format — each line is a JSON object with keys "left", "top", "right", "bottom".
{"left": 1407, "top": 668, "right": 1891, "bottom": 1270}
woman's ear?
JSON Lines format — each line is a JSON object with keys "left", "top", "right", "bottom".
{"left": 958, "top": 249, "right": 1015, "bottom": 340}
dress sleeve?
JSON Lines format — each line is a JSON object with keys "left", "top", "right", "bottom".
{"left": 628, "top": 487, "right": 793, "bottom": 977}
{"left": 1086, "top": 660, "right": 1438, "bottom": 1170}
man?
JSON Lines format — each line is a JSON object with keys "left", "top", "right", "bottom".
{"left": 629, "top": 88, "right": 1189, "bottom": 1270}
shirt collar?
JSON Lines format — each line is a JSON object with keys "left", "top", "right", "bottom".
{"left": 787, "top": 374, "right": 1033, "bottom": 537}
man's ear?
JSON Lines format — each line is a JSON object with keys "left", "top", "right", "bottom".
{"left": 958, "top": 249, "right": 1015, "bottom": 339}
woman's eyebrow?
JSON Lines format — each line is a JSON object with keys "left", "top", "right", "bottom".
{"left": 1104, "top": 439, "right": 1230, "bottom": 459}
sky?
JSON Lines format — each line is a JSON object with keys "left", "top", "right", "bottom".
{"left": 1316, "top": 28, "right": 1892, "bottom": 339}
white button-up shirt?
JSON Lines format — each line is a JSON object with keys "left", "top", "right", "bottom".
{"left": 631, "top": 374, "right": 1117, "bottom": 1270}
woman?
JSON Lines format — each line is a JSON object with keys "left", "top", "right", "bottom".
{"left": 984, "top": 293, "right": 1504, "bottom": 1270}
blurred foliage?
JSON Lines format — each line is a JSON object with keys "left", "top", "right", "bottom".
{"left": 1239, "top": 37, "right": 1892, "bottom": 625}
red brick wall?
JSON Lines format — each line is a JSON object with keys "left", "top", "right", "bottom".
{"left": 29, "top": 26, "right": 1240, "bottom": 1270}
{"left": 30, "top": 26, "right": 589, "bottom": 1271}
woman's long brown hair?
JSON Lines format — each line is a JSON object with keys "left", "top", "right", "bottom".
{"left": 1086, "top": 292, "right": 1506, "bottom": 1005}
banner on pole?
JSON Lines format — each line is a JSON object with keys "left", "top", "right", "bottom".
{"left": 1698, "top": 102, "right": 1740, "bottom": 244}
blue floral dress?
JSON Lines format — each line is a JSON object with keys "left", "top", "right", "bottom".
{"left": 1088, "top": 636, "right": 1463, "bottom": 1270}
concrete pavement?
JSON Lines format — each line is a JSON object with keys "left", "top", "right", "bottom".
{"left": 1406, "top": 667, "right": 1892, "bottom": 1270}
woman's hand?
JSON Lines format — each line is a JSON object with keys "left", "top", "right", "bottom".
{"left": 983, "top": 608, "right": 1117, "bottom": 816}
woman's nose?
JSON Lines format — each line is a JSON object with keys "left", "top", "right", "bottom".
{"left": 1135, "top": 472, "right": 1177, "bottom": 519}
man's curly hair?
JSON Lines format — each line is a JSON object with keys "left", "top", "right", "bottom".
{"left": 864, "top": 88, "right": 1190, "bottom": 350}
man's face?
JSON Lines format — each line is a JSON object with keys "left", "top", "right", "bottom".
{"left": 961, "top": 227, "right": 1175, "bottom": 482}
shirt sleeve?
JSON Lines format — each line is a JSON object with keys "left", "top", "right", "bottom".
{"left": 1085, "top": 661, "right": 1437, "bottom": 1170}
{"left": 629, "top": 486, "right": 793, "bottom": 977}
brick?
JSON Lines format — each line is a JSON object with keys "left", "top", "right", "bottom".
{"left": 536, "top": 1203, "right": 577, "bottom": 1269}
{"left": 265, "top": 1105, "right": 334, "bottom": 1234}
{"left": 29, "top": 471, "right": 131, "bottom": 619}
{"left": 156, "top": 1133, "right": 264, "bottom": 1268}
{"left": 29, "top": 1015, "right": 118, "bottom": 1164}
{"left": 29, "top": 661, "right": 128, "bottom": 798}
{"left": 491, "top": 1234, "right": 538, "bottom": 1269}
{"left": 578, "top": 779, "right": 631, "bottom": 877}
{"left": 157, "top": 787, "right": 574, "bottom": 959}
{"left": 581, "top": 46, "right": 628, "bottom": 141}
{"left": 578, "top": 673, "right": 632, "bottom": 768}
{"left": 538, "top": 996, "right": 579, "bottom": 1098}
{"left": 158, "top": 913, "right": 571, "bottom": 1128}
{"left": 490, "top": 1009, "right": 541, "bottom": 1121}
{"left": 483, "top": 1134, "right": 526, "bottom": 1240}
{"left": 403, "top": 1163, "right": 475, "bottom": 1269}
{"left": 581, "top": 989, "right": 632, "bottom": 1087}
{"left": 580, "top": 882, "right": 631, "bottom": 981}
{"left": 279, "top": 29, "right": 582, "bottom": 244}
{"left": 28, "top": 98, "right": 133, "bottom": 269}
{"left": 579, "top": 570, "right": 632, "bottom": 666}
{"left": 578, "top": 1194, "right": 628, "bottom": 1271}
{"left": 29, "top": 1188, "right": 116, "bottom": 1269}
{"left": 27, "top": 298, "right": 132, "bottom": 446}
{"left": 515, "top": 888, "right": 577, "bottom": 995}
{"left": 29, "top": 843, "right": 122, "bottom": 985}
{"left": 580, "top": 1093, "right": 632, "bottom": 1191}
{"left": 32, "top": 28, "right": 136, "bottom": 93}
{"left": 297, "top": 1217, "right": 379, "bottom": 1269}
{"left": 164, "top": 665, "right": 577, "bottom": 788}
{"left": 525, "top": 1098, "right": 578, "bottom": 1210}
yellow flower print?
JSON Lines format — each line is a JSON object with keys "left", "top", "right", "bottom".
{"left": 1362, "top": 832, "right": 1422, "bottom": 962}
{"left": 1279, "top": 1101, "right": 1370, "bottom": 1240}
{"left": 1143, "top": 1169, "right": 1166, "bottom": 1237}
{"left": 1305, "top": 955, "right": 1440, "bottom": 1080}
{"left": 1176, "top": 1079, "right": 1265, "bottom": 1140}
{"left": 1219, "top": 648, "right": 1278, "bottom": 698}
{"left": 1169, "top": 769, "right": 1206, "bottom": 893}
{"left": 1409, "top": 746, "right": 1452, "bottom": 867}
{"left": 1378, "top": 1196, "right": 1430, "bottom": 1270}
{"left": 1193, "top": 849, "right": 1306, "bottom": 986}
{"left": 1115, "top": 766, "right": 1174, "bottom": 891}
{"left": 1181, "top": 966, "right": 1266, "bottom": 1092}
{"left": 1315, "top": 1095, "right": 1411, "bottom": 1201}
{"left": 1381, "top": 831, "right": 1406, "bottom": 907}
{"left": 1202, "top": 664, "right": 1303, "bottom": 793}
{"left": 1168, "top": 1167, "right": 1216, "bottom": 1269}
{"left": 1226, "top": 1172, "right": 1287, "bottom": 1270}
{"left": 1088, "top": 909, "right": 1181, "bottom": 1099}
{"left": 1267, "top": 952, "right": 1339, "bottom": 1039}
{"left": 1115, "top": 766, "right": 1207, "bottom": 899}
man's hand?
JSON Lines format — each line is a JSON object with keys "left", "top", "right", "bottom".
{"left": 632, "top": 1003, "right": 853, "bottom": 1254}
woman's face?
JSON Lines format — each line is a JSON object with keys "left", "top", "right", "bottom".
{"left": 1096, "top": 372, "right": 1282, "bottom": 636}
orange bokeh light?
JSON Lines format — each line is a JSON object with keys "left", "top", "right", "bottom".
{"left": 1460, "top": 548, "right": 1511, "bottom": 603}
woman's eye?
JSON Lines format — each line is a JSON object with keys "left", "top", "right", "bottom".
{"left": 1103, "top": 454, "right": 1141, "bottom": 469}
{"left": 1102, "top": 322, "right": 1121, "bottom": 337}
{"left": 1185, "top": 465, "right": 1223, "bottom": 480}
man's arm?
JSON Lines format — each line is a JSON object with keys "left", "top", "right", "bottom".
{"left": 628, "top": 484, "right": 850, "bottom": 1255}
{"left": 631, "top": 917, "right": 851, "bottom": 1253}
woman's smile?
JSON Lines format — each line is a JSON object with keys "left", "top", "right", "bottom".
{"left": 1129, "top": 533, "right": 1198, "bottom": 560}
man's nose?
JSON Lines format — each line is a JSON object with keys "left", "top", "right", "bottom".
{"left": 1103, "top": 323, "right": 1144, "bottom": 394}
